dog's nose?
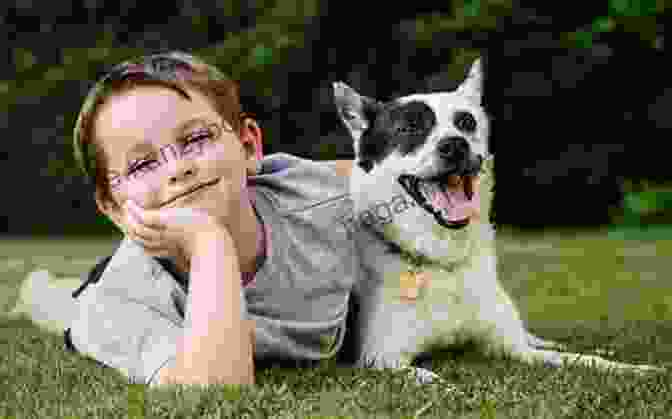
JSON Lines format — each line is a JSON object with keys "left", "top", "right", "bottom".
{"left": 465, "top": 153, "right": 483, "bottom": 175}
{"left": 437, "top": 136, "right": 469, "bottom": 159}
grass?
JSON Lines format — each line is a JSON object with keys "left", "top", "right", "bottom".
{"left": 2, "top": 228, "right": 672, "bottom": 418}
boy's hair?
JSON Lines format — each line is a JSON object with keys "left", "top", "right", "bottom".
{"left": 73, "top": 51, "right": 246, "bottom": 207}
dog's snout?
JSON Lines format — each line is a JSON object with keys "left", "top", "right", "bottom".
{"left": 437, "top": 136, "right": 468, "bottom": 159}
{"left": 465, "top": 153, "right": 484, "bottom": 175}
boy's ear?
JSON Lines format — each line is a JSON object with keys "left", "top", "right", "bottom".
{"left": 94, "top": 190, "right": 125, "bottom": 232}
{"left": 238, "top": 117, "right": 263, "bottom": 175}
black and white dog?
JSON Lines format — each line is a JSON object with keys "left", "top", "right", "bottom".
{"left": 334, "top": 59, "right": 662, "bottom": 382}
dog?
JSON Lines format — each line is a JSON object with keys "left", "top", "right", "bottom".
{"left": 333, "top": 58, "right": 663, "bottom": 382}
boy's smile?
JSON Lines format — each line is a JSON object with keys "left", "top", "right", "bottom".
{"left": 162, "top": 177, "right": 221, "bottom": 209}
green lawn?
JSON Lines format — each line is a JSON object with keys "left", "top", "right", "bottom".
{"left": 1, "top": 228, "right": 672, "bottom": 418}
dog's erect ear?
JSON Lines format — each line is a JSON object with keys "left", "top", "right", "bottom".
{"left": 456, "top": 58, "right": 483, "bottom": 106}
{"left": 333, "top": 82, "right": 379, "bottom": 145}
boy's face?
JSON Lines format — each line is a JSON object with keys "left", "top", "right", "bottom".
{"left": 94, "top": 84, "right": 260, "bottom": 233}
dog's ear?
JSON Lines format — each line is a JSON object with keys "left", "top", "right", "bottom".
{"left": 456, "top": 58, "right": 483, "bottom": 106}
{"left": 333, "top": 82, "right": 379, "bottom": 145}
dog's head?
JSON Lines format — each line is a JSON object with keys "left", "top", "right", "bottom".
{"left": 334, "top": 59, "right": 490, "bottom": 248}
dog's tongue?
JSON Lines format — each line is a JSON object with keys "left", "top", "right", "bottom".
{"left": 429, "top": 176, "right": 480, "bottom": 222}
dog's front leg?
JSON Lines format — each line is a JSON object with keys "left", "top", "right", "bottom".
{"left": 351, "top": 273, "right": 442, "bottom": 383}
{"left": 476, "top": 255, "right": 663, "bottom": 374}
{"left": 486, "top": 302, "right": 664, "bottom": 373}
{"left": 464, "top": 253, "right": 565, "bottom": 365}
{"left": 349, "top": 236, "right": 442, "bottom": 383}
{"left": 350, "top": 268, "right": 422, "bottom": 367}
{"left": 512, "top": 346, "right": 665, "bottom": 375}
{"left": 482, "top": 282, "right": 663, "bottom": 374}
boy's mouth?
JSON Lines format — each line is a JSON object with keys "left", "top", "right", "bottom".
{"left": 163, "top": 178, "right": 220, "bottom": 208}
{"left": 397, "top": 173, "right": 480, "bottom": 229}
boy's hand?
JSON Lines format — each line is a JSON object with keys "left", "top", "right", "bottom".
{"left": 124, "top": 199, "right": 227, "bottom": 261}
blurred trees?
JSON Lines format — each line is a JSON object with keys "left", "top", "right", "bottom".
{"left": 0, "top": 0, "right": 669, "bottom": 234}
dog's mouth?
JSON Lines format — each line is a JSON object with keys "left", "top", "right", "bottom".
{"left": 398, "top": 172, "right": 480, "bottom": 229}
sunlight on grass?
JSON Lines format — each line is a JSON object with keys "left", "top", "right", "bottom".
{"left": 497, "top": 227, "right": 672, "bottom": 326}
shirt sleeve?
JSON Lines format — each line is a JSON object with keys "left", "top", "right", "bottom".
{"left": 69, "top": 285, "right": 182, "bottom": 386}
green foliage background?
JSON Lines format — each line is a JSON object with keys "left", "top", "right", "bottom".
{"left": 3, "top": 0, "right": 664, "bottom": 174}
{"left": 1, "top": 0, "right": 669, "bottom": 234}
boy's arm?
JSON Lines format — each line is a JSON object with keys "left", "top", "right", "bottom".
{"left": 158, "top": 228, "right": 254, "bottom": 387}
{"left": 68, "top": 231, "right": 254, "bottom": 389}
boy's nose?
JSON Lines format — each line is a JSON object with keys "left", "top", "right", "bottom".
{"left": 167, "top": 158, "right": 198, "bottom": 184}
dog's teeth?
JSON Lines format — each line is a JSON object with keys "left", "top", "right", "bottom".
{"left": 419, "top": 182, "right": 430, "bottom": 200}
{"left": 423, "top": 182, "right": 440, "bottom": 201}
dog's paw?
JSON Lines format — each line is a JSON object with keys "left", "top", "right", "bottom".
{"left": 526, "top": 332, "right": 567, "bottom": 351}
{"left": 608, "top": 362, "right": 666, "bottom": 376}
{"left": 633, "top": 364, "right": 666, "bottom": 375}
{"left": 404, "top": 366, "right": 442, "bottom": 385}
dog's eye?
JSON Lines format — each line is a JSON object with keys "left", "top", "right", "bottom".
{"left": 398, "top": 110, "right": 425, "bottom": 134}
{"left": 389, "top": 101, "right": 435, "bottom": 137}
{"left": 455, "top": 111, "right": 477, "bottom": 133}
{"left": 343, "top": 108, "right": 358, "bottom": 121}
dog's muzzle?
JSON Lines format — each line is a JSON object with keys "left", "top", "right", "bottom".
{"left": 398, "top": 139, "right": 484, "bottom": 229}
{"left": 437, "top": 136, "right": 482, "bottom": 177}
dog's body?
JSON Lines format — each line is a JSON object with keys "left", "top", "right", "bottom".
{"left": 334, "top": 59, "right": 662, "bottom": 379}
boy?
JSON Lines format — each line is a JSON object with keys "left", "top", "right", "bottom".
{"left": 69, "top": 51, "right": 357, "bottom": 388}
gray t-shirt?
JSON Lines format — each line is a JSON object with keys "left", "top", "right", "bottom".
{"left": 68, "top": 153, "right": 359, "bottom": 386}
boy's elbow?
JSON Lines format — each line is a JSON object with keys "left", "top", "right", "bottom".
{"left": 331, "top": 160, "right": 354, "bottom": 178}
{"left": 152, "top": 363, "right": 180, "bottom": 387}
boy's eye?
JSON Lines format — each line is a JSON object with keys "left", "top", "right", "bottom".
{"left": 185, "top": 128, "right": 215, "bottom": 144}
{"left": 124, "top": 125, "right": 219, "bottom": 177}
{"left": 128, "top": 158, "right": 159, "bottom": 175}
{"left": 182, "top": 127, "right": 217, "bottom": 154}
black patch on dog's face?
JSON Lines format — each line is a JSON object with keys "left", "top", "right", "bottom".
{"left": 358, "top": 100, "right": 436, "bottom": 172}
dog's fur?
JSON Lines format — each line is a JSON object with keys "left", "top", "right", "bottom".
{"left": 334, "top": 59, "right": 662, "bottom": 380}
